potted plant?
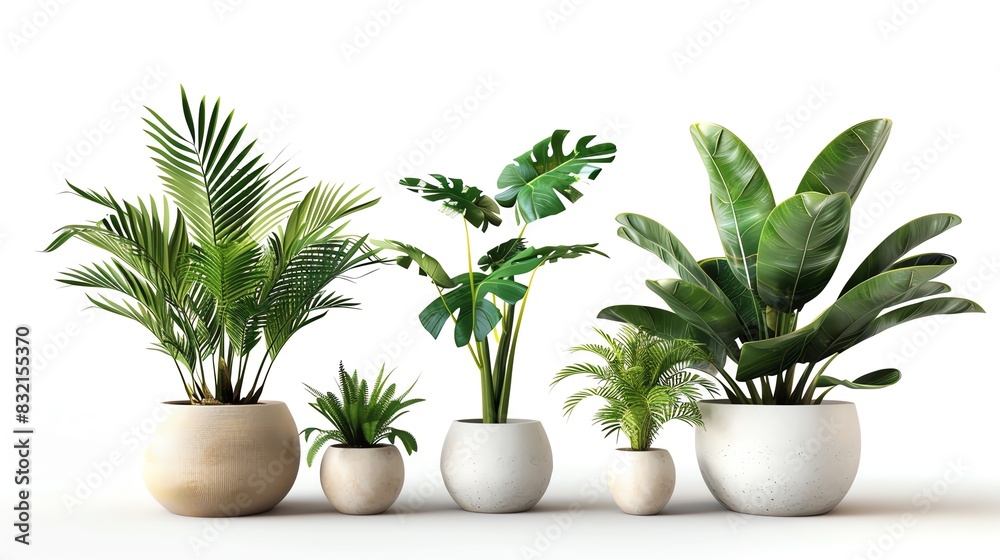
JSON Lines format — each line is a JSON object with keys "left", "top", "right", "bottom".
{"left": 600, "top": 119, "right": 984, "bottom": 516}
{"left": 379, "top": 129, "right": 617, "bottom": 512}
{"left": 44, "top": 87, "right": 381, "bottom": 517}
{"left": 552, "top": 325, "right": 716, "bottom": 515}
{"left": 302, "top": 362, "right": 423, "bottom": 515}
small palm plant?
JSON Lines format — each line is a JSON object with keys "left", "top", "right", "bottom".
{"left": 44, "top": 87, "right": 380, "bottom": 404}
{"left": 553, "top": 325, "right": 718, "bottom": 451}
{"left": 302, "top": 363, "right": 423, "bottom": 466}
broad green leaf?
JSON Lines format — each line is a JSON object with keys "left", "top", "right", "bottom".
{"left": 401, "top": 175, "right": 501, "bottom": 232}
{"left": 496, "top": 130, "right": 616, "bottom": 223}
{"left": 645, "top": 279, "right": 741, "bottom": 350}
{"left": 489, "top": 243, "right": 606, "bottom": 279}
{"left": 418, "top": 272, "right": 527, "bottom": 346}
{"left": 756, "top": 192, "right": 852, "bottom": 312}
{"left": 699, "top": 257, "right": 761, "bottom": 339}
{"left": 887, "top": 253, "right": 956, "bottom": 270}
{"left": 796, "top": 118, "right": 892, "bottom": 203}
{"left": 597, "top": 305, "right": 728, "bottom": 367}
{"left": 841, "top": 214, "right": 961, "bottom": 296}
{"left": 689, "top": 122, "right": 775, "bottom": 293}
{"left": 616, "top": 213, "right": 736, "bottom": 317}
{"left": 858, "top": 297, "right": 984, "bottom": 343}
{"left": 478, "top": 238, "right": 526, "bottom": 272}
{"left": 735, "top": 264, "right": 954, "bottom": 381}
{"left": 816, "top": 368, "right": 901, "bottom": 390}
{"left": 376, "top": 240, "right": 456, "bottom": 288}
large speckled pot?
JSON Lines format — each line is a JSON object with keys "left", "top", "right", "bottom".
{"left": 320, "top": 444, "right": 404, "bottom": 515}
{"left": 143, "top": 401, "right": 300, "bottom": 517}
{"left": 607, "top": 448, "right": 675, "bottom": 515}
{"left": 695, "top": 400, "right": 861, "bottom": 516}
{"left": 440, "top": 419, "right": 552, "bottom": 513}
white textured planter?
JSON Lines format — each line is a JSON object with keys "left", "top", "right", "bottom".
{"left": 319, "top": 444, "right": 404, "bottom": 515}
{"left": 143, "top": 401, "right": 300, "bottom": 517}
{"left": 696, "top": 399, "right": 861, "bottom": 516}
{"left": 607, "top": 448, "right": 676, "bottom": 515}
{"left": 440, "top": 419, "right": 552, "bottom": 513}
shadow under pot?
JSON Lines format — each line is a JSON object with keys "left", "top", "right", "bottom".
{"left": 695, "top": 399, "right": 861, "bottom": 516}
{"left": 143, "top": 401, "right": 301, "bottom": 517}
{"left": 440, "top": 419, "right": 552, "bottom": 513}
{"left": 319, "top": 444, "right": 404, "bottom": 515}
{"left": 607, "top": 448, "right": 676, "bottom": 515}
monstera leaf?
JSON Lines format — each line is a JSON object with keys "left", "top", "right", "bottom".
{"left": 402, "top": 175, "right": 502, "bottom": 231}
{"left": 419, "top": 272, "right": 527, "bottom": 347}
{"left": 496, "top": 130, "right": 616, "bottom": 223}
{"left": 376, "top": 240, "right": 455, "bottom": 288}
{"left": 796, "top": 118, "right": 892, "bottom": 203}
{"left": 478, "top": 238, "right": 527, "bottom": 272}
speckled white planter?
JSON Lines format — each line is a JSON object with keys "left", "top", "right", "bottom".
{"left": 320, "top": 444, "right": 404, "bottom": 515}
{"left": 695, "top": 399, "right": 861, "bottom": 516}
{"left": 143, "top": 401, "right": 300, "bottom": 517}
{"left": 440, "top": 419, "right": 552, "bottom": 513}
{"left": 607, "top": 448, "right": 675, "bottom": 515}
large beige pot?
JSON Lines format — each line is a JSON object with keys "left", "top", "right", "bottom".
{"left": 143, "top": 401, "right": 300, "bottom": 517}
{"left": 320, "top": 444, "right": 404, "bottom": 515}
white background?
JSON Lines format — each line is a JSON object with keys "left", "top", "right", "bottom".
{"left": 3, "top": 1, "right": 1000, "bottom": 559}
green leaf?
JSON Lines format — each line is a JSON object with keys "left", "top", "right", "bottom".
{"left": 496, "top": 130, "right": 616, "bottom": 223}
{"left": 418, "top": 272, "right": 527, "bottom": 346}
{"left": 699, "top": 257, "right": 761, "bottom": 339}
{"left": 376, "top": 240, "right": 456, "bottom": 288}
{"left": 689, "top": 122, "right": 776, "bottom": 293}
{"left": 796, "top": 118, "right": 892, "bottom": 203}
{"left": 756, "top": 192, "right": 852, "bottom": 312}
{"left": 401, "top": 175, "right": 501, "bottom": 232}
{"left": 489, "top": 244, "right": 606, "bottom": 279}
{"left": 616, "top": 214, "right": 736, "bottom": 315}
{"left": 858, "top": 297, "right": 984, "bottom": 343}
{"left": 644, "top": 279, "right": 741, "bottom": 350}
{"left": 816, "top": 368, "right": 900, "bottom": 390}
{"left": 841, "top": 214, "right": 962, "bottom": 296}
{"left": 597, "top": 305, "right": 728, "bottom": 368}
{"left": 478, "top": 238, "right": 526, "bottom": 272}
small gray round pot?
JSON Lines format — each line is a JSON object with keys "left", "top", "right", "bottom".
{"left": 440, "top": 419, "right": 552, "bottom": 513}
{"left": 320, "top": 444, "right": 404, "bottom": 515}
{"left": 143, "top": 401, "right": 300, "bottom": 517}
{"left": 607, "top": 448, "right": 676, "bottom": 515}
{"left": 696, "top": 399, "right": 861, "bottom": 516}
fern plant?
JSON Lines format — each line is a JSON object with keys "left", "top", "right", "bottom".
{"left": 302, "top": 363, "right": 423, "bottom": 466}
{"left": 44, "top": 87, "right": 380, "bottom": 404}
{"left": 553, "top": 325, "right": 718, "bottom": 451}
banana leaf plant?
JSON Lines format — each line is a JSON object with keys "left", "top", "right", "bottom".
{"left": 602, "top": 119, "right": 984, "bottom": 404}
{"left": 45, "top": 87, "right": 381, "bottom": 404}
{"left": 379, "top": 130, "right": 616, "bottom": 423}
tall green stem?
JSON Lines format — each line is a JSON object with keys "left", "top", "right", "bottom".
{"left": 498, "top": 265, "right": 540, "bottom": 422}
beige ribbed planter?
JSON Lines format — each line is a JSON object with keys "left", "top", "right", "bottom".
{"left": 143, "top": 401, "right": 300, "bottom": 517}
{"left": 320, "top": 444, "right": 404, "bottom": 515}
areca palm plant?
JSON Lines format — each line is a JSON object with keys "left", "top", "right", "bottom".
{"left": 601, "top": 119, "right": 984, "bottom": 404}
{"left": 45, "top": 87, "right": 380, "bottom": 404}
{"left": 553, "top": 325, "right": 717, "bottom": 451}
{"left": 379, "top": 130, "right": 617, "bottom": 423}
{"left": 301, "top": 362, "right": 423, "bottom": 466}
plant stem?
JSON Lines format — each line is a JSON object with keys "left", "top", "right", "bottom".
{"left": 803, "top": 353, "right": 839, "bottom": 403}
{"left": 790, "top": 362, "right": 815, "bottom": 403}
{"left": 498, "top": 265, "right": 541, "bottom": 423}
